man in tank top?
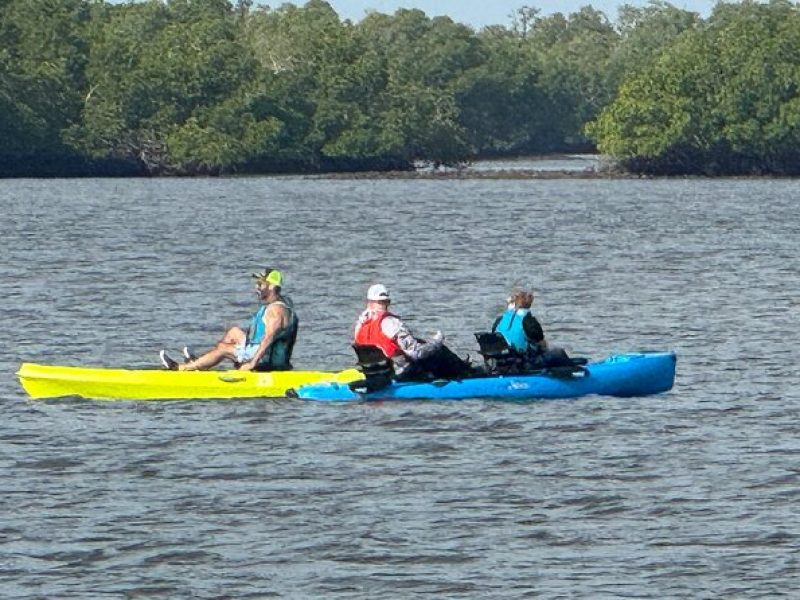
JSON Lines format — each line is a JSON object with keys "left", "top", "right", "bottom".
{"left": 159, "top": 269, "right": 297, "bottom": 371}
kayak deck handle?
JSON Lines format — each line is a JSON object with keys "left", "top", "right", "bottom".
{"left": 218, "top": 375, "right": 247, "bottom": 383}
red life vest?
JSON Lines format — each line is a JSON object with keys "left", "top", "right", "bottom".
{"left": 355, "top": 311, "right": 403, "bottom": 359}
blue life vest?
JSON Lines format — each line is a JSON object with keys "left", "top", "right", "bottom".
{"left": 493, "top": 308, "right": 530, "bottom": 353}
{"left": 247, "top": 305, "right": 269, "bottom": 346}
{"left": 246, "top": 299, "right": 297, "bottom": 370}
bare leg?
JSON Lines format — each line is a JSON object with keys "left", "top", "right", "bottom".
{"left": 180, "top": 327, "right": 247, "bottom": 371}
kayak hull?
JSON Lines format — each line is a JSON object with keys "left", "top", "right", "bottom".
{"left": 294, "top": 352, "right": 677, "bottom": 402}
{"left": 17, "top": 363, "right": 362, "bottom": 401}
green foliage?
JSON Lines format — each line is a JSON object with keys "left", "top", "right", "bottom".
{"left": 589, "top": 0, "right": 800, "bottom": 174}
{"left": 0, "top": 0, "right": 89, "bottom": 168}
{"left": 66, "top": 0, "right": 261, "bottom": 172}
{"left": 457, "top": 30, "right": 548, "bottom": 153}
{"left": 6, "top": 0, "right": 800, "bottom": 176}
{"left": 530, "top": 7, "right": 620, "bottom": 148}
{"left": 608, "top": 1, "right": 700, "bottom": 86}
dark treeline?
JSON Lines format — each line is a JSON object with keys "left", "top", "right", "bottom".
{"left": 2, "top": 0, "right": 800, "bottom": 177}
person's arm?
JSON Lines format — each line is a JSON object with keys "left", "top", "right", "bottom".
{"left": 240, "top": 304, "right": 285, "bottom": 371}
{"left": 523, "top": 313, "right": 547, "bottom": 349}
{"left": 383, "top": 316, "right": 442, "bottom": 361}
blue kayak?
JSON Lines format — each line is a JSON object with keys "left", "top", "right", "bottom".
{"left": 293, "top": 351, "right": 676, "bottom": 402}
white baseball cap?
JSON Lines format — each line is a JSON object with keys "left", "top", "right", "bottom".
{"left": 367, "top": 284, "right": 390, "bottom": 301}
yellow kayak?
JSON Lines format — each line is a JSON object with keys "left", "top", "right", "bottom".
{"left": 17, "top": 362, "right": 363, "bottom": 401}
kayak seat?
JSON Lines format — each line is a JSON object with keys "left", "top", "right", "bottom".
{"left": 543, "top": 365, "right": 589, "bottom": 379}
{"left": 349, "top": 344, "right": 394, "bottom": 393}
{"left": 251, "top": 315, "right": 300, "bottom": 372}
{"left": 474, "top": 332, "right": 526, "bottom": 375}
{"left": 271, "top": 313, "right": 299, "bottom": 371}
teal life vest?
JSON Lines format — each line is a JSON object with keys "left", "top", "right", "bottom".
{"left": 493, "top": 308, "right": 530, "bottom": 353}
{"left": 246, "top": 299, "right": 298, "bottom": 370}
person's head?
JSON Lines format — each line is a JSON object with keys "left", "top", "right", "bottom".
{"left": 366, "top": 283, "right": 391, "bottom": 308}
{"left": 253, "top": 268, "right": 283, "bottom": 300}
{"left": 510, "top": 289, "right": 533, "bottom": 309}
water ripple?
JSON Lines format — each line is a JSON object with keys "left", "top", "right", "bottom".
{"left": 1, "top": 177, "right": 798, "bottom": 598}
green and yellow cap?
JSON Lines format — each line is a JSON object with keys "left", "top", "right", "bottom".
{"left": 252, "top": 268, "right": 283, "bottom": 287}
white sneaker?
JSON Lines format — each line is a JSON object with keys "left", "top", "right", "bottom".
{"left": 159, "top": 350, "right": 179, "bottom": 370}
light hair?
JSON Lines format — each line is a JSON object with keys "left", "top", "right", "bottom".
{"left": 511, "top": 289, "right": 534, "bottom": 309}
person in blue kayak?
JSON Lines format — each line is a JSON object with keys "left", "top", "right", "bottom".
{"left": 354, "top": 283, "right": 472, "bottom": 380}
{"left": 492, "top": 288, "right": 572, "bottom": 368}
{"left": 159, "top": 269, "right": 298, "bottom": 371}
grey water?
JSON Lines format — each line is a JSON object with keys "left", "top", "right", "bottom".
{"left": 1, "top": 174, "right": 798, "bottom": 598}
{"left": 468, "top": 154, "right": 602, "bottom": 172}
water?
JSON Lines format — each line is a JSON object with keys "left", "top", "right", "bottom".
{"left": 468, "top": 154, "right": 602, "bottom": 173}
{"left": 1, "top": 176, "right": 798, "bottom": 598}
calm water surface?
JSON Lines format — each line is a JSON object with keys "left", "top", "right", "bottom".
{"left": 1, "top": 176, "right": 798, "bottom": 598}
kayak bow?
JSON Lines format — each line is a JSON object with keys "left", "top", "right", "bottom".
{"left": 17, "top": 363, "right": 362, "bottom": 401}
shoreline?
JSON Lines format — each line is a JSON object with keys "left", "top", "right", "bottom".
{"left": 4, "top": 169, "right": 795, "bottom": 180}
{"left": 3, "top": 161, "right": 797, "bottom": 180}
{"left": 307, "top": 167, "right": 624, "bottom": 180}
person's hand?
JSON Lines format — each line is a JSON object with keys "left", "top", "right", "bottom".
{"left": 432, "top": 330, "right": 444, "bottom": 343}
{"left": 238, "top": 361, "right": 255, "bottom": 372}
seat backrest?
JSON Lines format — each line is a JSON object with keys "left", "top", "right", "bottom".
{"left": 474, "top": 332, "right": 524, "bottom": 374}
{"left": 253, "top": 314, "right": 299, "bottom": 372}
{"left": 353, "top": 344, "right": 391, "bottom": 367}
{"left": 475, "top": 332, "right": 514, "bottom": 357}
{"left": 350, "top": 344, "right": 394, "bottom": 393}
{"left": 352, "top": 344, "right": 395, "bottom": 377}
{"left": 284, "top": 314, "right": 299, "bottom": 362}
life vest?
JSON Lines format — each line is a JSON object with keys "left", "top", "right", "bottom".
{"left": 493, "top": 308, "right": 530, "bottom": 353}
{"left": 354, "top": 311, "right": 403, "bottom": 359}
{"left": 246, "top": 299, "right": 297, "bottom": 370}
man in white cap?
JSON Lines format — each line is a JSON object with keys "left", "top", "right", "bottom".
{"left": 354, "top": 283, "right": 471, "bottom": 380}
{"left": 160, "top": 268, "right": 297, "bottom": 371}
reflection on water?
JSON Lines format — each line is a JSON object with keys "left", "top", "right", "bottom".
{"left": 469, "top": 154, "right": 602, "bottom": 172}
{"left": 0, "top": 176, "right": 797, "bottom": 598}
{"left": 414, "top": 153, "right": 603, "bottom": 175}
